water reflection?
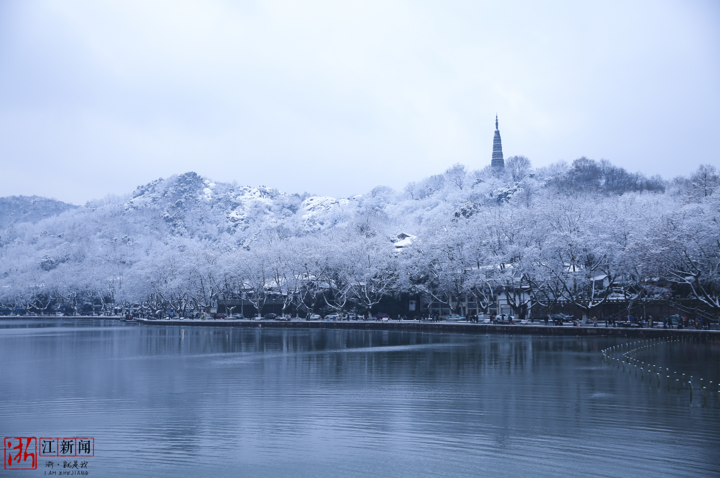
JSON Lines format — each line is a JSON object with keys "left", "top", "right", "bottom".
{"left": 0, "top": 319, "right": 718, "bottom": 477}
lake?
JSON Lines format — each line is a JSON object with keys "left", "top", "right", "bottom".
{"left": 1, "top": 319, "right": 718, "bottom": 477}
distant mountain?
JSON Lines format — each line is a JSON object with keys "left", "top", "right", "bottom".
{"left": 0, "top": 196, "right": 78, "bottom": 230}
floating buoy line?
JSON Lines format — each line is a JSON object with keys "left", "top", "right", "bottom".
{"left": 601, "top": 336, "right": 717, "bottom": 406}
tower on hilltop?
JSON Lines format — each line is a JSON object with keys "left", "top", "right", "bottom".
{"left": 491, "top": 115, "right": 504, "bottom": 169}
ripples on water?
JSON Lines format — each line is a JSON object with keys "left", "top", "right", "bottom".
{"left": 1, "top": 319, "right": 718, "bottom": 477}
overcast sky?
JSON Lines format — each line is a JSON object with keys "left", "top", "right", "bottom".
{"left": 1, "top": 0, "right": 718, "bottom": 204}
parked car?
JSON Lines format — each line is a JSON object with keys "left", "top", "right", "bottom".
{"left": 276, "top": 314, "right": 291, "bottom": 321}
{"left": 550, "top": 313, "right": 574, "bottom": 325}
{"left": 215, "top": 314, "right": 228, "bottom": 319}
{"left": 324, "top": 314, "right": 339, "bottom": 320}
{"left": 264, "top": 313, "right": 278, "bottom": 320}
{"left": 663, "top": 314, "right": 682, "bottom": 329}
{"left": 306, "top": 314, "right": 321, "bottom": 321}
{"left": 444, "top": 314, "right": 467, "bottom": 322}
{"left": 231, "top": 313, "right": 244, "bottom": 319}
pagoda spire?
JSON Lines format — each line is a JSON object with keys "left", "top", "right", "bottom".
{"left": 491, "top": 115, "right": 504, "bottom": 169}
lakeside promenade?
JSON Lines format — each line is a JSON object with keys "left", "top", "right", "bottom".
{"left": 130, "top": 317, "right": 720, "bottom": 341}
{"left": 5, "top": 315, "right": 719, "bottom": 341}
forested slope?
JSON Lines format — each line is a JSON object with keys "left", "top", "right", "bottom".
{"left": 0, "top": 196, "right": 77, "bottom": 230}
{"left": 0, "top": 159, "right": 718, "bottom": 319}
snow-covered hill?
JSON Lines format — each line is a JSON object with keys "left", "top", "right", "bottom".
{"left": 117, "top": 171, "right": 365, "bottom": 240}
{"left": 1, "top": 159, "right": 716, "bottom": 319}
{"left": 0, "top": 196, "right": 78, "bottom": 230}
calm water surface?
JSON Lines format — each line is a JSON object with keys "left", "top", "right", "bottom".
{"left": 1, "top": 319, "right": 719, "bottom": 477}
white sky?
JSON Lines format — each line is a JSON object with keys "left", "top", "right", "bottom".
{"left": 1, "top": 0, "right": 719, "bottom": 204}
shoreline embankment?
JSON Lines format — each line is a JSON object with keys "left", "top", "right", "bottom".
{"left": 133, "top": 318, "right": 720, "bottom": 341}
{"left": 5, "top": 316, "right": 719, "bottom": 341}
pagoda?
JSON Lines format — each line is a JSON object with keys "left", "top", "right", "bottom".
{"left": 491, "top": 115, "right": 504, "bottom": 169}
